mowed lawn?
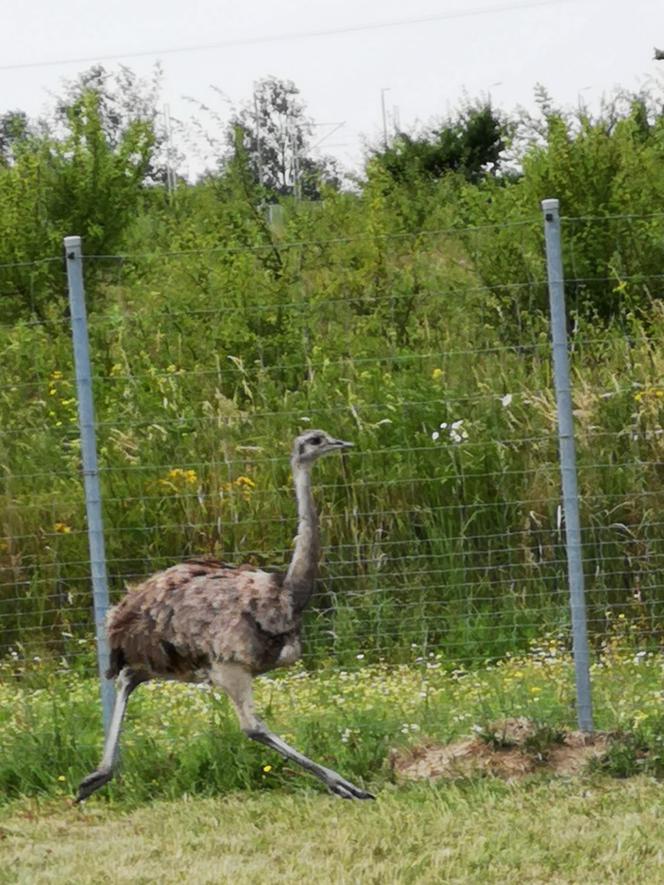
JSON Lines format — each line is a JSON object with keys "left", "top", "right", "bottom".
{"left": 1, "top": 777, "right": 663, "bottom": 884}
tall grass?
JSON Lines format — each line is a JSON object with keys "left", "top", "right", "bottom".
{"left": 1, "top": 214, "right": 663, "bottom": 668}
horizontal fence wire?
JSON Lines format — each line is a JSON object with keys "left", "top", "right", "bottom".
{"left": 1, "top": 212, "right": 663, "bottom": 688}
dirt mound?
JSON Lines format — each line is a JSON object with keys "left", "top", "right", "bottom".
{"left": 390, "top": 718, "right": 610, "bottom": 783}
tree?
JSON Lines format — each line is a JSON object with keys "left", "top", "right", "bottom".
{"left": 371, "top": 101, "right": 508, "bottom": 185}
{"left": 0, "top": 111, "right": 32, "bottom": 166}
{"left": 227, "top": 76, "right": 340, "bottom": 199}
{"left": 0, "top": 65, "right": 161, "bottom": 319}
{"left": 53, "top": 65, "right": 167, "bottom": 183}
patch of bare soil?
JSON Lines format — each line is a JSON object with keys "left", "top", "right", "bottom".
{"left": 390, "top": 718, "right": 611, "bottom": 783}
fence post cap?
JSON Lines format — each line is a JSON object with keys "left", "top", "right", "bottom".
{"left": 64, "top": 235, "right": 82, "bottom": 250}
{"left": 541, "top": 198, "right": 560, "bottom": 213}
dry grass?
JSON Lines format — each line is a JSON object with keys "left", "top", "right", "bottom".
{"left": 2, "top": 778, "right": 664, "bottom": 884}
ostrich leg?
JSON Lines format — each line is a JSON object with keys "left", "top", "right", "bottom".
{"left": 213, "top": 663, "right": 374, "bottom": 800}
{"left": 76, "top": 668, "right": 145, "bottom": 802}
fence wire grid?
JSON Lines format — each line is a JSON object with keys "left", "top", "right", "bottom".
{"left": 0, "top": 205, "right": 663, "bottom": 737}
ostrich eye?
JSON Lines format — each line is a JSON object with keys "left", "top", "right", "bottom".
{"left": 310, "top": 435, "right": 322, "bottom": 445}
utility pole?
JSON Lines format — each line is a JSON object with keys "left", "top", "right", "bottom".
{"left": 291, "top": 122, "right": 301, "bottom": 201}
{"left": 163, "top": 104, "right": 175, "bottom": 196}
{"left": 254, "top": 91, "right": 263, "bottom": 187}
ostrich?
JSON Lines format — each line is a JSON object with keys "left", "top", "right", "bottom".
{"left": 76, "top": 430, "right": 374, "bottom": 802}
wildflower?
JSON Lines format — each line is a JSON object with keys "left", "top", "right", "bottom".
{"left": 356, "top": 653, "right": 365, "bottom": 660}
{"left": 159, "top": 468, "right": 198, "bottom": 489}
{"left": 431, "top": 431, "right": 440, "bottom": 441}
{"left": 235, "top": 476, "right": 256, "bottom": 489}
{"left": 432, "top": 368, "right": 443, "bottom": 381}
{"left": 57, "top": 775, "right": 66, "bottom": 782}
{"left": 262, "top": 764, "right": 272, "bottom": 773}
{"left": 501, "top": 393, "right": 513, "bottom": 408}
{"left": 53, "top": 522, "right": 72, "bottom": 534}
{"left": 449, "top": 421, "right": 469, "bottom": 443}
{"left": 635, "top": 387, "right": 664, "bottom": 402}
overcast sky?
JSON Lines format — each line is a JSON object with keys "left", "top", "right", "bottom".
{"left": 2, "top": 0, "right": 663, "bottom": 176}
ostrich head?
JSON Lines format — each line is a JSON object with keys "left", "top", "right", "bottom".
{"left": 291, "top": 429, "right": 354, "bottom": 467}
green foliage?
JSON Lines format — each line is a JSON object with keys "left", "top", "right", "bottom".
{"left": 371, "top": 101, "right": 508, "bottom": 185}
{"left": 0, "top": 67, "right": 158, "bottom": 319}
{"left": 1, "top": 75, "right": 664, "bottom": 669}
{"left": 227, "top": 76, "right": 340, "bottom": 200}
{"left": 457, "top": 91, "right": 664, "bottom": 323}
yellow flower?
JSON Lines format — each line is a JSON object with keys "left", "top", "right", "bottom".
{"left": 235, "top": 476, "right": 255, "bottom": 489}
{"left": 262, "top": 764, "right": 272, "bottom": 773}
{"left": 431, "top": 368, "right": 444, "bottom": 381}
{"left": 57, "top": 775, "right": 66, "bottom": 782}
{"left": 53, "top": 522, "right": 72, "bottom": 534}
{"left": 159, "top": 468, "right": 198, "bottom": 489}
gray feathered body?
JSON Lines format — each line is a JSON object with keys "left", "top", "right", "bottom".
{"left": 106, "top": 559, "right": 302, "bottom": 680}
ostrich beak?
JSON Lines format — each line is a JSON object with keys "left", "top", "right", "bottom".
{"left": 334, "top": 439, "right": 354, "bottom": 450}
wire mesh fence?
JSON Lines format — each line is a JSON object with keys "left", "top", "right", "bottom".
{"left": 1, "top": 204, "right": 663, "bottom": 736}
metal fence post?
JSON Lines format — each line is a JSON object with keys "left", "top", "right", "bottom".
{"left": 64, "top": 236, "right": 114, "bottom": 736}
{"left": 541, "top": 199, "right": 594, "bottom": 733}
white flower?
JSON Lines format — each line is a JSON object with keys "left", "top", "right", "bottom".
{"left": 450, "top": 428, "right": 468, "bottom": 443}
{"left": 501, "top": 393, "right": 513, "bottom": 408}
{"left": 451, "top": 419, "right": 463, "bottom": 430}
{"left": 356, "top": 653, "right": 365, "bottom": 660}
{"left": 440, "top": 422, "right": 447, "bottom": 429}
{"left": 432, "top": 431, "right": 440, "bottom": 441}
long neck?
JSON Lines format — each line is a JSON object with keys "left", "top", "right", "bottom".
{"left": 285, "top": 460, "right": 320, "bottom": 613}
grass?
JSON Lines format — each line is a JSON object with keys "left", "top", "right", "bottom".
{"left": 3, "top": 634, "right": 664, "bottom": 881}
{"left": 3, "top": 627, "right": 664, "bottom": 804}
{"left": 2, "top": 216, "right": 664, "bottom": 667}
{"left": 2, "top": 778, "right": 664, "bottom": 883}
